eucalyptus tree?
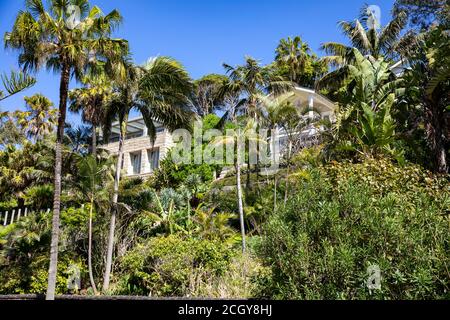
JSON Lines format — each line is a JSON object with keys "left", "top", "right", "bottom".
{"left": 4, "top": 0, "right": 128, "bottom": 299}
{"left": 101, "top": 56, "right": 195, "bottom": 291}
{"left": 393, "top": 0, "right": 448, "bottom": 30}
{"left": 14, "top": 94, "right": 57, "bottom": 142}
{"left": 320, "top": 5, "right": 408, "bottom": 66}
{"left": 193, "top": 74, "right": 228, "bottom": 116}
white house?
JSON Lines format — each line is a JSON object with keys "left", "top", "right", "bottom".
{"left": 100, "top": 87, "right": 336, "bottom": 178}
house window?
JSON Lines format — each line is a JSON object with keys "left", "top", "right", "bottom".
{"left": 130, "top": 152, "right": 141, "bottom": 175}
{"left": 148, "top": 148, "right": 160, "bottom": 171}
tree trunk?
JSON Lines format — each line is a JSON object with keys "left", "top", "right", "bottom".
{"left": 103, "top": 116, "right": 127, "bottom": 292}
{"left": 88, "top": 200, "right": 98, "bottom": 295}
{"left": 235, "top": 162, "right": 246, "bottom": 253}
{"left": 284, "top": 141, "right": 292, "bottom": 206}
{"left": 427, "top": 95, "right": 448, "bottom": 174}
{"left": 91, "top": 124, "right": 97, "bottom": 159}
{"left": 273, "top": 176, "right": 277, "bottom": 213}
{"left": 46, "top": 62, "right": 70, "bottom": 300}
{"left": 246, "top": 155, "right": 251, "bottom": 192}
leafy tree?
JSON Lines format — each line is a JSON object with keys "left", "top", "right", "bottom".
{"left": 194, "top": 74, "right": 228, "bottom": 116}
{"left": 0, "top": 114, "right": 25, "bottom": 147}
{"left": 5, "top": 0, "right": 128, "bottom": 299}
{"left": 393, "top": 0, "right": 448, "bottom": 30}
{"left": 0, "top": 141, "right": 54, "bottom": 206}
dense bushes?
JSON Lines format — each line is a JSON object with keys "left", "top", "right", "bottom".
{"left": 0, "top": 212, "right": 87, "bottom": 294}
{"left": 258, "top": 159, "right": 450, "bottom": 299}
{"left": 113, "top": 235, "right": 235, "bottom": 297}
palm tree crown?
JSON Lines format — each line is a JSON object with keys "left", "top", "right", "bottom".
{"left": 15, "top": 94, "right": 57, "bottom": 141}
{"left": 320, "top": 5, "right": 408, "bottom": 66}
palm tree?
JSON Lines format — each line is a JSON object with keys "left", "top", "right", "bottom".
{"left": 14, "top": 94, "right": 57, "bottom": 142}
{"left": 5, "top": 0, "right": 128, "bottom": 300}
{"left": 70, "top": 74, "right": 112, "bottom": 158}
{"left": 211, "top": 119, "right": 264, "bottom": 253}
{"left": 101, "top": 56, "right": 194, "bottom": 291}
{"left": 257, "top": 93, "right": 322, "bottom": 204}
{"left": 222, "top": 56, "right": 292, "bottom": 120}
{"left": 65, "top": 125, "right": 91, "bottom": 155}
{"left": 221, "top": 57, "right": 292, "bottom": 190}
{"left": 320, "top": 5, "right": 408, "bottom": 66}
{"left": 275, "top": 36, "right": 326, "bottom": 87}
{"left": 0, "top": 70, "right": 35, "bottom": 102}
{"left": 74, "top": 155, "right": 114, "bottom": 294}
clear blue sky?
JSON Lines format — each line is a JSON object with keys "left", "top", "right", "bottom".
{"left": 0, "top": 0, "right": 395, "bottom": 124}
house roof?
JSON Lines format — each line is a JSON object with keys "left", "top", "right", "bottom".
{"left": 109, "top": 116, "right": 163, "bottom": 135}
{"left": 289, "top": 86, "right": 336, "bottom": 113}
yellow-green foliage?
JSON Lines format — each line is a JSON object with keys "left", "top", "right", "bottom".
{"left": 322, "top": 157, "right": 449, "bottom": 199}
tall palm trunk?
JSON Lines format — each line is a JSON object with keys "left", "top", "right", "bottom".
{"left": 46, "top": 62, "right": 70, "bottom": 300}
{"left": 235, "top": 161, "right": 246, "bottom": 253}
{"left": 273, "top": 176, "right": 277, "bottom": 213}
{"left": 91, "top": 124, "right": 97, "bottom": 159}
{"left": 88, "top": 200, "right": 98, "bottom": 294}
{"left": 103, "top": 116, "right": 127, "bottom": 292}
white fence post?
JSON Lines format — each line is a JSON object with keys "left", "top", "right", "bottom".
{"left": 24, "top": 207, "right": 28, "bottom": 217}
{"left": 4, "top": 211, "right": 8, "bottom": 226}
{"left": 17, "top": 208, "right": 22, "bottom": 220}
{"left": 10, "top": 209, "right": 15, "bottom": 224}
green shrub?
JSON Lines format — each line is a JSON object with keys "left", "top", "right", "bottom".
{"left": 0, "top": 212, "right": 87, "bottom": 294}
{"left": 258, "top": 161, "right": 450, "bottom": 300}
{"left": 114, "top": 235, "right": 235, "bottom": 297}
{"left": 322, "top": 157, "right": 449, "bottom": 199}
